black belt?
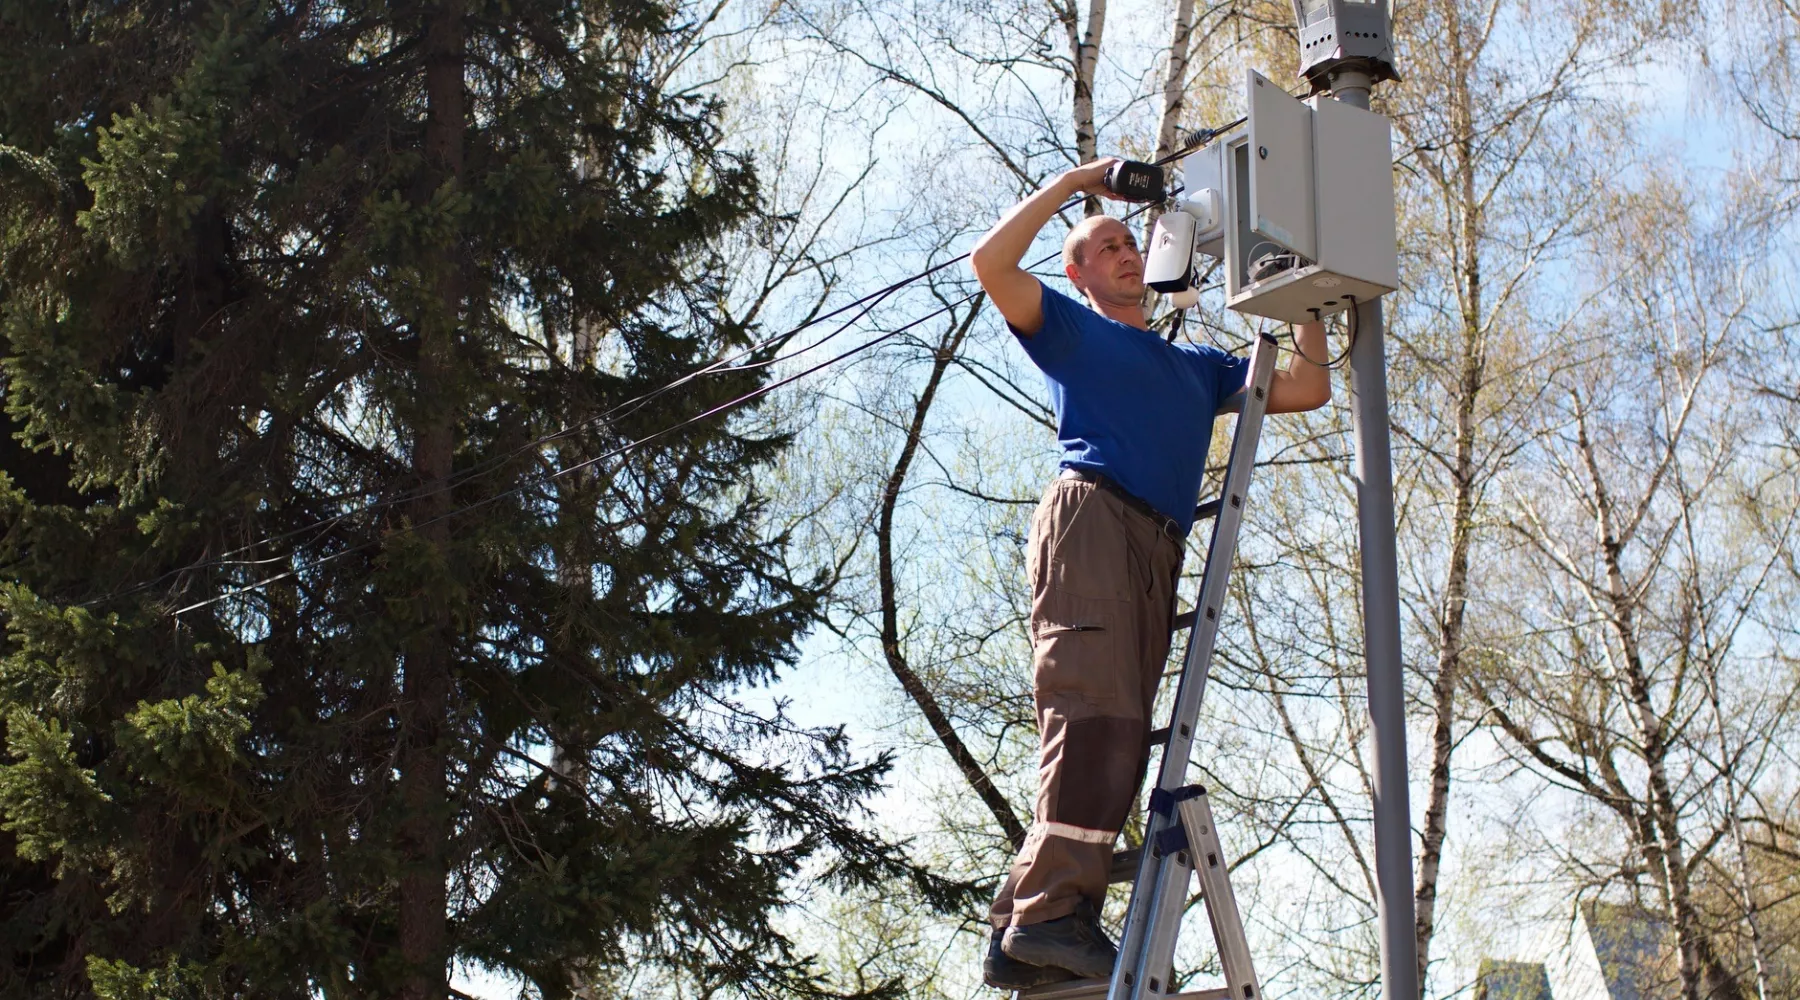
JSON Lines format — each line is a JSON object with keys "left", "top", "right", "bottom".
{"left": 1058, "top": 467, "right": 1185, "bottom": 540}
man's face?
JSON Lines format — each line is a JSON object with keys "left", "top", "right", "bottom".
{"left": 1066, "top": 218, "right": 1145, "bottom": 306}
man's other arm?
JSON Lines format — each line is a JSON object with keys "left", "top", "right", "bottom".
{"left": 1266, "top": 320, "right": 1331, "bottom": 413}
{"left": 969, "top": 159, "right": 1117, "bottom": 336}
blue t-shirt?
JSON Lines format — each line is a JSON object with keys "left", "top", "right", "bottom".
{"left": 1013, "top": 282, "right": 1248, "bottom": 535}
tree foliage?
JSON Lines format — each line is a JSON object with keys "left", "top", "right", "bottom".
{"left": 0, "top": 2, "right": 962, "bottom": 997}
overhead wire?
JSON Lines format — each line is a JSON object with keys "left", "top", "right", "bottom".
{"left": 170, "top": 195, "right": 1178, "bottom": 617}
{"left": 95, "top": 252, "right": 946, "bottom": 608}
{"left": 191, "top": 264, "right": 937, "bottom": 563}
{"left": 110, "top": 121, "right": 1244, "bottom": 617}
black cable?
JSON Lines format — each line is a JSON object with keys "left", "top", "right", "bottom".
{"left": 1166, "top": 117, "right": 1246, "bottom": 164}
{"left": 103, "top": 106, "right": 1250, "bottom": 617}
{"left": 203, "top": 114, "right": 1239, "bottom": 579}
{"left": 108, "top": 185, "right": 1110, "bottom": 607}
{"left": 187, "top": 162, "right": 1212, "bottom": 589}
{"left": 168, "top": 199, "right": 1173, "bottom": 617}
{"left": 1288, "top": 294, "right": 1359, "bottom": 370}
{"left": 171, "top": 292, "right": 977, "bottom": 615}
{"left": 91, "top": 273, "right": 921, "bottom": 608}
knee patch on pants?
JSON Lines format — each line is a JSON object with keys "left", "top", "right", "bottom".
{"left": 1042, "top": 713, "right": 1145, "bottom": 840}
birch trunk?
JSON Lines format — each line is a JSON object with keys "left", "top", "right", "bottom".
{"left": 1144, "top": 0, "right": 1198, "bottom": 239}
{"left": 1414, "top": 16, "right": 1483, "bottom": 981}
{"left": 1060, "top": 0, "right": 1107, "bottom": 215}
{"left": 1574, "top": 403, "right": 1747, "bottom": 1000}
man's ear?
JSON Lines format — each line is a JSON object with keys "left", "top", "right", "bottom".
{"left": 1064, "top": 262, "right": 1084, "bottom": 292}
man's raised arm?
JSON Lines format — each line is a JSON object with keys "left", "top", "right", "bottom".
{"left": 970, "top": 159, "right": 1118, "bottom": 337}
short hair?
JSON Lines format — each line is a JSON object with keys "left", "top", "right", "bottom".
{"left": 1063, "top": 215, "right": 1125, "bottom": 271}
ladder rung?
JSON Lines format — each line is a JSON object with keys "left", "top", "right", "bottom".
{"left": 1194, "top": 497, "right": 1222, "bottom": 521}
{"left": 1018, "top": 977, "right": 1108, "bottom": 1000}
{"left": 1147, "top": 726, "right": 1170, "bottom": 747}
{"left": 1018, "top": 979, "right": 1234, "bottom": 1000}
{"left": 1109, "top": 847, "right": 1141, "bottom": 884}
{"left": 1170, "top": 610, "right": 1196, "bottom": 633}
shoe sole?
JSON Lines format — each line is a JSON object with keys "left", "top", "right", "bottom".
{"left": 983, "top": 971, "right": 1077, "bottom": 991}
{"left": 1000, "top": 935, "right": 1115, "bottom": 980}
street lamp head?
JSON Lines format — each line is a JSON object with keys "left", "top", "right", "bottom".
{"left": 1292, "top": 0, "right": 1399, "bottom": 89}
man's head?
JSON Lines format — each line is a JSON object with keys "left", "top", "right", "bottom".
{"left": 1062, "top": 215, "right": 1145, "bottom": 310}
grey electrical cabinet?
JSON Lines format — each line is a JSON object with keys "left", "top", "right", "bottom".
{"left": 1182, "top": 69, "right": 1398, "bottom": 325}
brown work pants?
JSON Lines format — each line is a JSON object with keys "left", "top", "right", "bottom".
{"left": 990, "top": 474, "right": 1184, "bottom": 929}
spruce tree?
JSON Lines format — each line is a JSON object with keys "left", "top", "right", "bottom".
{"left": 0, "top": 3, "right": 962, "bottom": 997}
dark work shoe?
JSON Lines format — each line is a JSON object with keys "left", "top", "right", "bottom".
{"left": 1001, "top": 901, "right": 1118, "bottom": 980}
{"left": 983, "top": 928, "right": 1076, "bottom": 990}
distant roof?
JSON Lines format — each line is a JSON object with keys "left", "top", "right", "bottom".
{"left": 1580, "top": 900, "right": 1680, "bottom": 1000}
{"left": 1476, "top": 959, "right": 1553, "bottom": 1000}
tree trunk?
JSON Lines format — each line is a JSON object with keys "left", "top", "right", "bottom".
{"left": 1061, "top": 0, "right": 1106, "bottom": 215}
{"left": 877, "top": 301, "right": 1028, "bottom": 852}
{"left": 1414, "top": 20, "right": 1482, "bottom": 986}
{"left": 1145, "top": 0, "right": 1198, "bottom": 239}
{"left": 399, "top": 4, "right": 463, "bottom": 998}
{"left": 1150, "top": 0, "right": 1197, "bottom": 166}
{"left": 1575, "top": 408, "right": 1746, "bottom": 1000}
{"left": 1413, "top": 345, "right": 1479, "bottom": 991}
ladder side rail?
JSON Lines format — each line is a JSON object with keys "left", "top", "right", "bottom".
{"left": 1109, "top": 332, "right": 1280, "bottom": 1000}
{"left": 1120, "top": 339, "right": 1278, "bottom": 999}
{"left": 1131, "top": 837, "right": 1193, "bottom": 999}
{"left": 1179, "top": 792, "right": 1261, "bottom": 1000}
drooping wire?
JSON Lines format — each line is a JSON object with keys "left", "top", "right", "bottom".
{"left": 1287, "top": 294, "right": 1360, "bottom": 370}
{"left": 84, "top": 275, "right": 926, "bottom": 610}
{"left": 168, "top": 197, "right": 1174, "bottom": 617}
{"left": 190, "top": 119, "right": 1238, "bottom": 588}
{"left": 99, "top": 115, "right": 1245, "bottom": 616}
{"left": 171, "top": 287, "right": 983, "bottom": 615}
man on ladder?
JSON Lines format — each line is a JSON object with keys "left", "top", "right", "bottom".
{"left": 968, "top": 158, "right": 1330, "bottom": 989}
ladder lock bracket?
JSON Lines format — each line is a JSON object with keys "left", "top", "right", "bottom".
{"left": 1148, "top": 784, "right": 1207, "bottom": 817}
{"left": 1151, "top": 824, "right": 1189, "bottom": 857}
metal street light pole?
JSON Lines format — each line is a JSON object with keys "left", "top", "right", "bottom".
{"left": 1335, "top": 72, "right": 1419, "bottom": 1000}
{"left": 1291, "top": 4, "right": 1419, "bottom": 998}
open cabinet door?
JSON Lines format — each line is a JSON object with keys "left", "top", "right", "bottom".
{"left": 1246, "top": 69, "right": 1316, "bottom": 262}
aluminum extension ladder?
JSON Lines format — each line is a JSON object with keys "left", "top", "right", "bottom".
{"left": 1020, "top": 331, "right": 1279, "bottom": 1000}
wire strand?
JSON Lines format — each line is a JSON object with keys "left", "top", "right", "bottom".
{"left": 165, "top": 223, "right": 1127, "bottom": 617}
{"left": 104, "top": 121, "right": 1242, "bottom": 616}
{"left": 1286, "top": 294, "right": 1359, "bottom": 370}
{"left": 158, "top": 119, "right": 1240, "bottom": 602}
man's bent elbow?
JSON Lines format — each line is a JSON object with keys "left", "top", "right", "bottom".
{"left": 969, "top": 236, "right": 1002, "bottom": 282}
{"left": 969, "top": 242, "right": 1022, "bottom": 301}
{"left": 1296, "top": 378, "right": 1331, "bottom": 412}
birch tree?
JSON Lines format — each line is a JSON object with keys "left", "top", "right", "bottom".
{"left": 1477, "top": 172, "right": 1799, "bottom": 1000}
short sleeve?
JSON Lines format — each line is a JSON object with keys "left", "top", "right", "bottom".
{"left": 1011, "top": 282, "right": 1086, "bottom": 371}
{"left": 1216, "top": 349, "right": 1250, "bottom": 403}
{"left": 1177, "top": 342, "right": 1249, "bottom": 407}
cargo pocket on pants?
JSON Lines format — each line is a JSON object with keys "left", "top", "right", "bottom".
{"left": 1031, "top": 613, "right": 1115, "bottom": 699}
